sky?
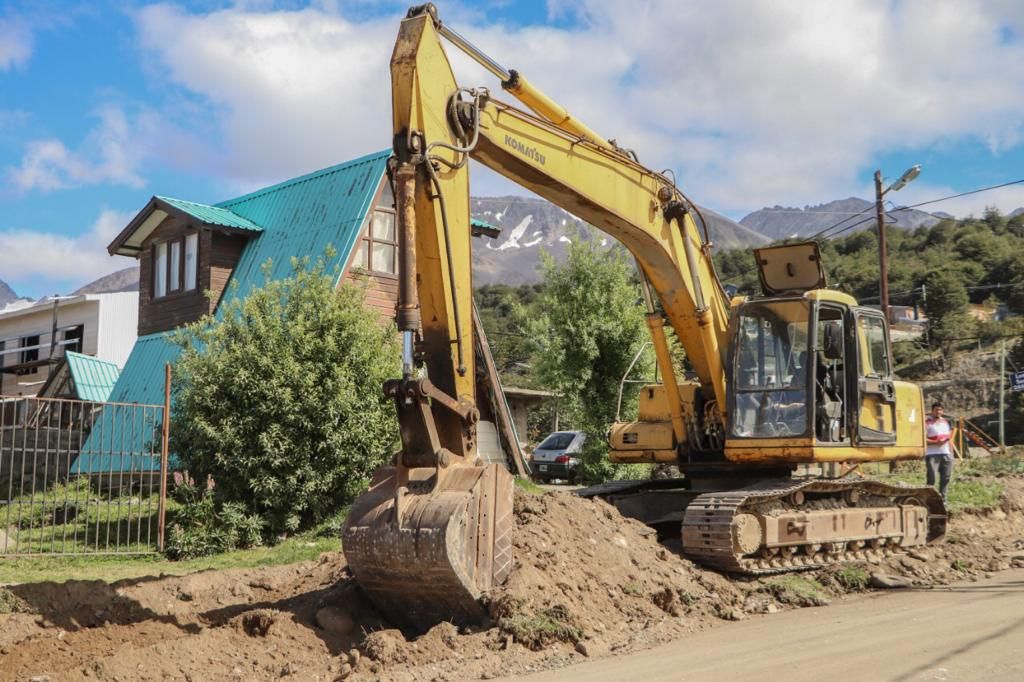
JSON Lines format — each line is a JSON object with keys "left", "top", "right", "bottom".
{"left": 1, "top": 0, "right": 1023, "bottom": 298}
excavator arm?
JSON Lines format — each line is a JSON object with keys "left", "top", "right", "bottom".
{"left": 343, "top": 5, "right": 732, "bottom": 631}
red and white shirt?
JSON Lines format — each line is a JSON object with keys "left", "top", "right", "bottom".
{"left": 925, "top": 416, "right": 952, "bottom": 457}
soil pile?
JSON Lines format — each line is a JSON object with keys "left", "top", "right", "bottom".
{"left": 1, "top": 480, "right": 1022, "bottom": 681}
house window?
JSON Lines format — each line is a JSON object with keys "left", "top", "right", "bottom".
{"left": 185, "top": 233, "right": 198, "bottom": 290}
{"left": 353, "top": 210, "right": 398, "bottom": 276}
{"left": 20, "top": 335, "right": 40, "bottom": 365}
{"left": 152, "top": 233, "right": 199, "bottom": 298}
{"left": 64, "top": 325, "right": 84, "bottom": 354}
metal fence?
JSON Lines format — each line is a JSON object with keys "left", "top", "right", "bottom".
{"left": 0, "top": 390, "right": 169, "bottom": 556}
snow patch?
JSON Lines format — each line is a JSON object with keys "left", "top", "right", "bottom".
{"left": 495, "top": 215, "right": 535, "bottom": 251}
{"left": 559, "top": 235, "right": 572, "bottom": 244}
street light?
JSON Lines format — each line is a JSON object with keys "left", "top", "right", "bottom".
{"left": 874, "top": 164, "right": 922, "bottom": 323}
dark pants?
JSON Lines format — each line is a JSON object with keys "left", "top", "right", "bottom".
{"left": 926, "top": 455, "right": 954, "bottom": 500}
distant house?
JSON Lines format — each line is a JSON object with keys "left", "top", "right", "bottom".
{"left": 0, "top": 293, "right": 137, "bottom": 397}
{"left": 76, "top": 150, "right": 501, "bottom": 474}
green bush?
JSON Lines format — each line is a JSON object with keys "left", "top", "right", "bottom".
{"left": 165, "top": 474, "right": 264, "bottom": 559}
{"left": 169, "top": 255, "right": 400, "bottom": 541}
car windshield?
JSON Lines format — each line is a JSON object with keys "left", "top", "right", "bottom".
{"left": 537, "top": 433, "right": 575, "bottom": 450}
{"left": 731, "top": 299, "right": 810, "bottom": 438}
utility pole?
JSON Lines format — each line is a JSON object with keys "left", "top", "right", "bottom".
{"left": 999, "top": 339, "right": 1006, "bottom": 454}
{"left": 873, "top": 165, "right": 921, "bottom": 330}
{"left": 874, "top": 170, "right": 890, "bottom": 325}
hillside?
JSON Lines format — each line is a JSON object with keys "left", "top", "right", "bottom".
{"left": 0, "top": 279, "right": 18, "bottom": 306}
{"left": 471, "top": 195, "right": 767, "bottom": 285}
{"left": 72, "top": 266, "right": 140, "bottom": 295}
{"left": 739, "top": 197, "right": 941, "bottom": 241}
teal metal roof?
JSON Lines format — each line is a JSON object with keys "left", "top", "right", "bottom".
{"left": 80, "top": 150, "right": 391, "bottom": 474}
{"left": 65, "top": 352, "right": 120, "bottom": 402}
{"left": 72, "top": 333, "right": 181, "bottom": 475}
{"left": 106, "top": 332, "right": 182, "bottom": 406}
{"left": 216, "top": 149, "right": 391, "bottom": 304}
{"left": 155, "top": 196, "right": 264, "bottom": 233}
{"left": 470, "top": 218, "right": 500, "bottom": 238}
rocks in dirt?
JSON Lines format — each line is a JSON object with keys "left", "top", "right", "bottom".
{"left": 869, "top": 572, "right": 913, "bottom": 589}
{"left": 237, "top": 609, "right": 277, "bottom": 637}
{"left": 651, "top": 587, "right": 685, "bottom": 617}
{"left": 362, "top": 629, "right": 407, "bottom": 664}
{"left": 315, "top": 606, "right": 355, "bottom": 636}
{"left": 907, "top": 550, "right": 930, "bottom": 562}
{"left": 742, "top": 593, "right": 780, "bottom": 615}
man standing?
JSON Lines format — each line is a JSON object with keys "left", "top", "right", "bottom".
{"left": 925, "top": 402, "right": 954, "bottom": 501}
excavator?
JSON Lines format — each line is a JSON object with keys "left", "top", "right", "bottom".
{"left": 342, "top": 4, "right": 946, "bottom": 631}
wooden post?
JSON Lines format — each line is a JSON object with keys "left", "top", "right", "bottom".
{"left": 875, "top": 170, "right": 891, "bottom": 328}
{"left": 156, "top": 362, "right": 171, "bottom": 552}
{"left": 959, "top": 417, "right": 965, "bottom": 459}
{"left": 999, "top": 340, "right": 1007, "bottom": 454}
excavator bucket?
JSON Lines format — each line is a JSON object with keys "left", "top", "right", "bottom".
{"left": 342, "top": 462, "right": 514, "bottom": 631}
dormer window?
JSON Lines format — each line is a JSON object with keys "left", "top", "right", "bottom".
{"left": 352, "top": 180, "right": 397, "bottom": 276}
{"left": 153, "top": 233, "right": 199, "bottom": 298}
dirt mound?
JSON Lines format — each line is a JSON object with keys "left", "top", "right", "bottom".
{"left": 1, "top": 480, "right": 1023, "bottom": 681}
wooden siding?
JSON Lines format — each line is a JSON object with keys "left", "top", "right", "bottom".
{"left": 340, "top": 176, "right": 397, "bottom": 322}
{"left": 209, "top": 233, "right": 249, "bottom": 310}
{"left": 137, "top": 218, "right": 249, "bottom": 336}
{"left": 344, "top": 270, "right": 398, "bottom": 320}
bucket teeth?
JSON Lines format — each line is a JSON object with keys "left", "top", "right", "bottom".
{"left": 343, "top": 464, "right": 514, "bottom": 631}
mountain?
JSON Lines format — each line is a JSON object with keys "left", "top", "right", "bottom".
{"left": 72, "top": 267, "right": 140, "bottom": 295}
{"left": 0, "top": 279, "right": 18, "bottom": 307}
{"left": 1010, "top": 207, "right": 1024, "bottom": 218}
{"left": 739, "top": 197, "right": 941, "bottom": 241}
{"left": 470, "top": 195, "right": 767, "bottom": 285}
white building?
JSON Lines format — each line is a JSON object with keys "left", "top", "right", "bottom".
{"left": 0, "top": 292, "right": 138, "bottom": 396}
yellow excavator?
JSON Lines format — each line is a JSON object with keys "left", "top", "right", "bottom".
{"left": 342, "top": 4, "right": 946, "bottom": 631}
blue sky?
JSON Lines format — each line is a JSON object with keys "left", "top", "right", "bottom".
{"left": 1, "top": 0, "right": 1023, "bottom": 298}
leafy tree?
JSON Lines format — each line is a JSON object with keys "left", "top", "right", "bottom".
{"left": 169, "top": 256, "right": 400, "bottom": 539}
{"left": 983, "top": 206, "right": 1006, "bottom": 231}
{"left": 923, "top": 269, "right": 974, "bottom": 363}
{"left": 524, "top": 231, "right": 652, "bottom": 482}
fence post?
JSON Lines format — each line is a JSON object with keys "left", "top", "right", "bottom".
{"left": 156, "top": 363, "right": 171, "bottom": 552}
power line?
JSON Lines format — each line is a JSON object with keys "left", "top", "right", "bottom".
{"left": 812, "top": 178, "right": 1024, "bottom": 241}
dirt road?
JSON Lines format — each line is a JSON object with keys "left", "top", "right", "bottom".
{"left": 507, "top": 569, "right": 1024, "bottom": 682}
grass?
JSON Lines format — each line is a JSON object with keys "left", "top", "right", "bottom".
{"left": 877, "top": 460, "right": 1004, "bottom": 513}
{"left": 514, "top": 477, "right": 545, "bottom": 495}
{"left": 760, "top": 575, "right": 830, "bottom": 606}
{"left": 0, "top": 528, "right": 339, "bottom": 585}
{"left": 500, "top": 605, "right": 582, "bottom": 650}
{"left": 0, "top": 586, "right": 32, "bottom": 613}
{"left": 622, "top": 581, "right": 644, "bottom": 596}
{"left": 0, "top": 477, "right": 165, "bottom": 556}
{"left": 961, "top": 455, "right": 1024, "bottom": 478}
{"left": 834, "top": 564, "right": 871, "bottom": 591}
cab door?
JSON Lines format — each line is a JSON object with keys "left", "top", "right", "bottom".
{"left": 852, "top": 309, "right": 896, "bottom": 445}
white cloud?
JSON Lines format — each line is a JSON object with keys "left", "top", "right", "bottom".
{"left": 0, "top": 17, "right": 33, "bottom": 70}
{"left": 5, "top": 104, "right": 201, "bottom": 193}
{"left": 131, "top": 1, "right": 1024, "bottom": 215}
{"left": 0, "top": 209, "right": 134, "bottom": 291}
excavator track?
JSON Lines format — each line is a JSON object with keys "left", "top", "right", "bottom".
{"left": 682, "top": 478, "right": 946, "bottom": 574}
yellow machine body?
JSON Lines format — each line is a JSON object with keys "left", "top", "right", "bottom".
{"left": 344, "top": 5, "right": 941, "bottom": 631}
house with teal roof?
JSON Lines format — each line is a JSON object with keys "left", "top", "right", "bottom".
{"left": 72, "top": 150, "right": 499, "bottom": 475}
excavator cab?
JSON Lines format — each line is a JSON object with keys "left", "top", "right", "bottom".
{"left": 725, "top": 242, "right": 922, "bottom": 463}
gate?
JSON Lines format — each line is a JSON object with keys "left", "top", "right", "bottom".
{"left": 0, "top": 388, "right": 170, "bottom": 556}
